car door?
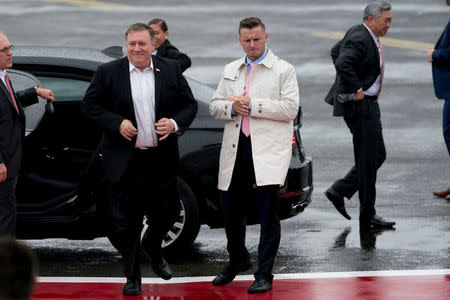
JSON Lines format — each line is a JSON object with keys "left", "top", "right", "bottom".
{"left": 13, "top": 69, "right": 101, "bottom": 209}
{"left": 7, "top": 69, "right": 47, "bottom": 136}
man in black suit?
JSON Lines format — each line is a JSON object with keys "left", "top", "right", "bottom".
{"left": 0, "top": 33, "right": 54, "bottom": 237}
{"left": 81, "top": 23, "right": 197, "bottom": 296}
{"left": 428, "top": 3, "right": 450, "bottom": 200}
{"left": 324, "top": 1, "right": 396, "bottom": 230}
{"left": 148, "top": 18, "right": 192, "bottom": 72}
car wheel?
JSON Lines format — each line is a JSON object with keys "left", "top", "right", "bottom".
{"left": 141, "top": 177, "right": 200, "bottom": 254}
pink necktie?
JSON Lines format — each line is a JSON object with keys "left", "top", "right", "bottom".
{"left": 377, "top": 38, "right": 385, "bottom": 99}
{"left": 4, "top": 73, "right": 19, "bottom": 114}
{"left": 242, "top": 62, "right": 254, "bottom": 136}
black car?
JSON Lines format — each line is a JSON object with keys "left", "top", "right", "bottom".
{"left": 10, "top": 46, "right": 313, "bottom": 253}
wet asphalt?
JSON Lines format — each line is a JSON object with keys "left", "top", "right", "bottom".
{"left": 0, "top": 0, "right": 448, "bottom": 277}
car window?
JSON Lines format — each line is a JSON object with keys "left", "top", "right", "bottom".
{"left": 185, "top": 76, "right": 223, "bottom": 129}
{"left": 8, "top": 69, "right": 46, "bottom": 135}
{"left": 36, "top": 76, "right": 90, "bottom": 102}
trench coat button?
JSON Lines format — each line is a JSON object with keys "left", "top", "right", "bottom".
{"left": 224, "top": 112, "right": 227, "bottom": 116}
{"left": 234, "top": 76, "right": 237, "bottom": 79}
{"left": 258, "top": 109, "right": 262, "bottom": 113}
{"left": 225, "top": 105, "right": 228, "bottom": 109}
{"left": 259, "top": 103, "right": 262, "bottom": 106}
{"left": 235, "top": 124, "right": 239, "bottom": 128}
{"left": 232, "top": 144, "right": 236, "bottom": 148}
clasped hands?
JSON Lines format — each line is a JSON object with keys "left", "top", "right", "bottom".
{"left": 119, "top": 118, "right": 174, "bottom": 141}
{"left": 228, "top": 91, "right": 251, "bottom": 115}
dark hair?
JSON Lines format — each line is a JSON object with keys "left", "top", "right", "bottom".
{"left": 239, "top": 17, "right": 266, "bottom": 34}
{"left": 0, "top": 238, "right": 37, "bottom": 300}
{"left": 148, "top": 18, "right": 168, "bottom": 32}
{"left": 363, "top": 1, "right": 391, "bottom": 20}
{"left": 125, "top": 23, "right": 155, "bottom": 41}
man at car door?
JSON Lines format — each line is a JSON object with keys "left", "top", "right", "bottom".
{"left": 81, "top": 23, "right": 197, "bottom": 296}
{"left": 209, "top": 17, "right": 299, "bottom": 294}
{"left": 0, "top": 33, "right": 54, "bottom": 237}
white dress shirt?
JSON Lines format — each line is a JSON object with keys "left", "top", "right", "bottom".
{"left": 362, "top": 23, "right": 383, "bottom": 97}
{"left": 129, "top": 61, "right": 158, "bottom": 148}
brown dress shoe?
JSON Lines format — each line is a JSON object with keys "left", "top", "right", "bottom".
{"left": 446, "top": 194, "right": 450, "bottom": 201}
{"left": 433, "top": 187, "right": 450, "bottom": 198}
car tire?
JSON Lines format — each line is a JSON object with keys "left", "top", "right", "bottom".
{"left": 141, "top": 177, "right": 200, "bottom": 255}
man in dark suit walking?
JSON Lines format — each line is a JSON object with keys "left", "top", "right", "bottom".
{"left": 81, "top": 23, "right": 197, "bottom": 296}
{"left": 428, "top": 6, "right": 450, "bottom": 200}
{"left": 324, "top": 1, "right": 396, "bottom": 230}
{"left": 0, "top": 33, "right": 54, "bottom": 237}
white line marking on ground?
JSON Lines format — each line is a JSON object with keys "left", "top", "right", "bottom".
{"left": 37, "top": 269, "right": 450, "bottom": 284}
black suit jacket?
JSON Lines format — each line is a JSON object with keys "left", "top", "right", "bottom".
{"left": 0, "top": 77, "right": 38, "bottom": 179}
{"left": 81, "top": 55, "right": 197, "bottom": 183}
{"left": 156, "top": 39, "right": 191, "bottom": 73}
{"left": 432, "top": 20, "right": 450, "bottom": 100}
{"left": 324, "top": 24, "right": 381, "bottom": 116}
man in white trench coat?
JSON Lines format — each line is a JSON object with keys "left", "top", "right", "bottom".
{"left": 209, "top": 17, "right": 300, "bottom": 294}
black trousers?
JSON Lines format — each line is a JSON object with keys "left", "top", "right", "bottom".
{"left": 331, "top": 97, "right": 386, "bottom": 222}
{"left": 221, "top": 133, "right": 280, "bottom": 282}
{"left": 106, "top": 149, "right": 178, "bottom": 280}
{"left": 0, "top": 176, "right": 18, "bottom": 237}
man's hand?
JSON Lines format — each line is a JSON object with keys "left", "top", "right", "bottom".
{"left": 227, "top": 91, "right": 251, "bottom": 105}
{"left": 427, "top": 48, "right": 434, "bottom": 63}
{"left": 36, "top": 88, "right": 55, "bottom": 102}
{"left": 353, "top": 89, "right": 365, "bottom": 101}
{"left": 119, "top": 119, "right": 137, "bottom": 141}
{"left": 155, "top": 118, "right": 175, "bottom": 141}
{"left": 0, "top": 164, "right": 6, "bottom": 183}
{"left": 228, "top": 91, "right": 250, "bottom": 115}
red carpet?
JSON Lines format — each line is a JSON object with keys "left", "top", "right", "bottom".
{"left": 32, "top": 270, "right": 450, "bottom": 299}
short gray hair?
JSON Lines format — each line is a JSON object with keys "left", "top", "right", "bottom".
{"left": 363, "top": 1, "right": 391, "bottom": 20}
{"left": 125, "top": 23, "right": 155, "bottom": 42}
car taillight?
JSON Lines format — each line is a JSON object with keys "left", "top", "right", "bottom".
{"left": 280, "top": 189, "right": 303, "bottom": 197}
{"left": 292, "top": 133, "right": 296, "bottom": 150}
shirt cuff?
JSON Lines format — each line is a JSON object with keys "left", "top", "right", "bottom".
{"left": 170, "top": 119, "right": 179, "bottom": 132}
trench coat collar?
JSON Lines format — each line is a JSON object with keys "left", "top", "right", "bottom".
{"left": 237, "top": 49, "right": 277, "bottom": 71}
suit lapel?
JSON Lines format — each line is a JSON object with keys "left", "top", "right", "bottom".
{"left": 152, "top": 56, "right": 162, "bottom": 112}
{"left": 0, "top": 80, "right": 23, "bottom": 115}
{"left": 361, "top": 25, "right": 380, "bottom": 68}
{"left": 119, "top": 57, "right": 135, "bottom": 118}
{"left": 0, "top": 77, "right": 19, "bottom": 112}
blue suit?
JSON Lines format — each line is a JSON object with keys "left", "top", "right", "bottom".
{"left": 432, "top": 20, "right": 450, "bottom": 155}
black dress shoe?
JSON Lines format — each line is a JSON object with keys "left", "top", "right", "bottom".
{"left": 325, "top": 188, "right": 351, "bottom": 220}
{"left": 361, "top": 215, "right": 395, "bottom": 229}
{"left": 142, "top": 250, "right": 173, "bottom": 280}
{"left": 122, "top": 279, "right": 141, "bottom": 296}
{"left": 248, "top": 278, "right": 272, "bottom": 294}
{"left": 212, "top": 262, "right": 252, "bottom": 286}
{"left": 151, "top": 257, "right": 172, "bottom": 280}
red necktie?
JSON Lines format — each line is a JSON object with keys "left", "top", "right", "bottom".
{"left": 4, "top": 73, "right": 19, "bottom": 114}
{"left": 242, "top": 62, "right": 254, "bottom": 136}
{"left": 377, "top": 38, "right": 385, "bottom": 99}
